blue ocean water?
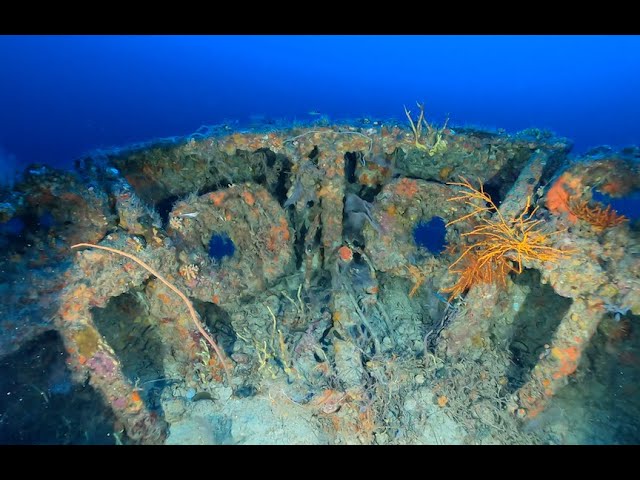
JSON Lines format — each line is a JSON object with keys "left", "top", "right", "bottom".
{"left": 1, "top": 35, "right": 639, "bottom": 173}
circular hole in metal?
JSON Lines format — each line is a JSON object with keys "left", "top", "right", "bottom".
{"left": 413, "top": 216, "right": 447, "bottom": 255}
{"left": 208, "top": 232, "right": 235, "bottom": 261}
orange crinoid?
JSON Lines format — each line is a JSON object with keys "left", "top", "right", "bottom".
{"left": 443, "top": 177, "right": 569, "bottom": 299}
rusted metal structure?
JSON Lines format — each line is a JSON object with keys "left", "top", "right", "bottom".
{"left": 1, "top": 114, "right": 637, "bottom": 443}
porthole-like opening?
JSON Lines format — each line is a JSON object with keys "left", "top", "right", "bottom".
{"left": 208, "top": 232, "right": 235, "bottom": 261}
{"left": 413, "top": 217, "right": 447, "bottom": 255}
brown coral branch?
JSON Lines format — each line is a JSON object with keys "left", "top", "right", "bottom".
{"left": 70, "top": 243, "right": 232, "bottom": 386}
{"left": 568, "top": 198, "right": 627, "bottom": 231}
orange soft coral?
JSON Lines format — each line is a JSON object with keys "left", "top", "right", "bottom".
{"left": 546, "top": 173, "right": 582, "bottom": 223}
{"left": 338, "top": 245, "right": 353, "bottom": 262}
{"left": 394, "top": 178, "right": 419, "bottom": 197}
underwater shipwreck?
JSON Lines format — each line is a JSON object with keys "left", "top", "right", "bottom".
{"left": 1, "top": 104, "right": 639, "bottom": 445}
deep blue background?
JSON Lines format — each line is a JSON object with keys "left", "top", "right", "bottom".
{"left": 1, "top": 35, "right": 639, "bottom": 174}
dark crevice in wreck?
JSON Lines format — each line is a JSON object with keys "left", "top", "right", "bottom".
{"left": 506, "top": 269, "right": 572, "bottom": 391}
{"left": 293, "top": 223, "right": 307, "bottom": 270}
{"left": 359, "top": 184, "right": 383, "bottom": 203}
{"left": 157, "top": 195, "right": 181, "bottom": 226}
{"left": 196, "top": 300, "right": 237, "bottom": 357}
{"left": 551, "top": 309, "right": 640, "bottom": 444}
{"left": 271, "top": 153, "right": 292, "bottom": 206}
{"left": 91, "top": 291, "right": 168, "bottom": 416}
{"left": 344, "top": 152, "right": 358, "bottom": 184}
